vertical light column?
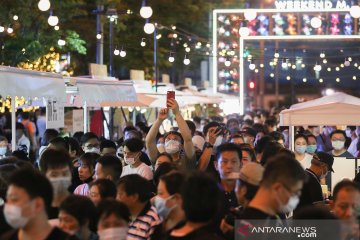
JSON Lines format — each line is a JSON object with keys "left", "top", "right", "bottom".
{"left": 212, "top": 10, "right": 218, "bottom": 94}
{"left": 239, "top": 38, "right": 245, "bottom": 115}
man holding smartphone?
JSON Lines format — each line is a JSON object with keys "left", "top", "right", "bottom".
{"left": 146, "top": 98, "right": 196, "bottom": 171}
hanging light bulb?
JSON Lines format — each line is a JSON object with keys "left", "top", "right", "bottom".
{"left": 244, "top": 10, "right": 257, "bottom": 21}
{"left": 140, "top": 38, "right": 146, "bottom": 47}
{"left": 57, "top": 38, "right": 66, "bottom": 46}
{"left": 336, "top": 77, "right": 340, "bottom": 82}
{"left": 96, "top": 33, "right": 102, "bottom": 39}
{"left": 281, "top": 59, "right": 288, "bottom": 69}
{"left": 13, "top": 15, "right": 18, "bottom": 21}
{"left": 344, "top": 58, "right": 351, "bottom": 67}
{"left": 239, "top": 26, "right": 250, "bottom": 37}
{"left": 38, "top": 0, "right": 51, "bottom": 12}
{"left": 310, "top": 17, "right": 322, "bottom": 28}
{"left": 144, "top": 22, "right": 155, "bottom": 34}
{"left": 320, "top": 52, "right": 325, "bottom": 58}
{"left": 303, "top": 78, "right": 307, "bottom": 82}
{"left": 54, "top": 26, "right": 59, "bottom": 31}
{"left": 7, "top": 26, "right": 13, "bottom": 34}
{"left": 185, "top": 47, "right": 191, "bottom": 53}
{"left": 313, "top": 63, "right": 322, "bottom": 71}
{"left": 350, "top": 5, "right": 360, "bottom": 18}
{"left": 120, "top": 47, "right": 126, "bottom": 57}
{"left": 274, "top": 50, "right": 279, "bottom": 58}
{"left": 224, "top": 58, "right": 231, "bottom": 67}
{"left": 183, "top": 55, "right": 190, "bottom": 65}
{"left": 168, "top": 52, "right": 175, "bottom": 63}
{"left": 249, "top": 62, "right": 256, "bottom": 70}
{"left": 140, "top": 4, "right": 153, "bottom": 19}
{"left": 319, "top": 78, "right": 323, "bottom": 83}
{"left": 114, "top": 48, "right": 120, "bottom": 56}
{"left": 48, "top": 11, "right": 59, "bottom": 26}
{"left": 0, "top": 26, "right": 4, "bottom": 33}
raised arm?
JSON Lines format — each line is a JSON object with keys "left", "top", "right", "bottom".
{"left": 145, "top": 108, "right": 169, "bottom": 164}
{"left": 168, "top": 99, "right": 195, "bottom": 159}
{"left": 198, "top": 127, "right": 221, "bottom": 171}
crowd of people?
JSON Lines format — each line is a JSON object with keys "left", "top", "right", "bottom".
{"left": 0, "top": 100, "right": 359, "bottom": 239}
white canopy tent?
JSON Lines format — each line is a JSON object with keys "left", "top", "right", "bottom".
{"left": 280, "top": 92, "right": 360, "bottom": 150}
{"left": 0, "top": 66, "right": 66, "bottom": 150}
{"left": 65, "top": 77, "right": 138, "bottom": 132}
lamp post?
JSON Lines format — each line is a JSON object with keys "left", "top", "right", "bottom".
{"left": 154, "top": 25, "right": 158, "bottom": 92}
{"left": 107, "top": 8, "right": 118, "bottom": 77}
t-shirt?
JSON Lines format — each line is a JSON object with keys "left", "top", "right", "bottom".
{"left": 238, "top": 207, "right": 278, "bottom": 220}
{"left": 327, "top": 150, "right": 354, "bottom": 158}
{"left": 296, "top": 169, "right": 323, "bottom": 211}
{"left": 1, "top": 227, "right": 78, "bottom": 240}
{"left": 297, "top": 153, "right": 313, "bottom": 169}
{"left": 347, "top": 137, "right": 359, "bottom": 156}
{"left": 121, "top": 162, "right": 154, "bottom": 180}
{"left": 168, "top": 225, "right": 224, "bottom": 240}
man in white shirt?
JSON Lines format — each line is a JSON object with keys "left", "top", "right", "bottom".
{"left": 121, "top": 138, "right": 153, "bottom": 180}
{"left": 16, "top": 122, "right": 30, "bottom": 154}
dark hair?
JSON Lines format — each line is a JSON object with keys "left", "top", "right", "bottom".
{"left": 159, "top": 171, "right": 185, "bottom": 195}
{"left": 40, "top": 148, "right": 72, "bottom": 174}
{"left": 123, "top": 138, "right": 144, "bottom": 152}
{"left": 11, "top": 150, "right": 30, "bottom": 162}
{"left": 64, "top": 137, "right": 81, "bottom": 156}
{"left": 153, "top": 162, "right": 177, "bottom": 187}
{"left": 182, "top": 172, "right": 220, "bottom": 222}
{"left": 261, "top": 153, "right": 306, "bottom": 188}
{"left": 269, "top": 131, "right": 285, "bottom": 142}
{"left": 239, "top": 180, "right": 259, "bottom": 201}
{"left": 0, "top": 136, "right": 8, "bottom": 142}
{"left": 254, "top": 135, "right": 275, "bottom": 154}
{"left": 333, "top": 180, "right": 360, "bottom": 202}
{"left": 90, "top": 179, "right": 117, "bottom": 200}
{"left": 265, "top": 118, "right": 277, "bottom": 127}
{"left": 59, "top": 195, "right": 97, "bottom": 231}
{"left": 21, "top": 112, "right": 30, "bottom": 120}
{"left": 9, "top": 168, "right": 53, "bottom": 213}
{"left": 80, "top": 132, "right": 98, "bottom": 146}
{"left": 215, "top": 143, "right": 242, "bottom": 163}
{"left": 79, "top": 152, "right": 100, "bottom": 173}
{"left": 157, "top": 152, "right": 173, "bottom": 163}
{"left": 239, "top": 143, "right": 256, "bottom": 162}
{"left": 330, "top": 130, "right": 346, "bottom": 139}
{"left": 229, "top": 134, "right": 244, "bottom": 142}
{"left": 226, "top": 118, "right": 240, "bottom": 128}
{"left": 117, "top": 174, "right": 152, "bottom": 203}
{"left": 193, "top": 116, "right": 201, "bottom": 124}
{"left": 294, "top": 133, "right": 308, "bottom": 142}
{"left": 186, "top": 120, "right": 196, "bottom": 136}
{"left": 243, "top": 119, "right": 254, "bottom": 127}
{"left": 260, "top": 141, "right": 283, "bottom": 166}
{"left": 252, "top": 123, "right": 266, "bottom": 134}
{"left": 97, "top": 199, "right": 130, "bottom": 223}
{"left": 100, "top": 140, "right": 117, "bottom": 152}
{"left": 97, "top": 156, "right": 123, "bottom": 181}
{"left": 0, "top": 164, "right": 18, "bottom": 199}
{"left": 42, "top": 129, "right": 59, "bottom": 146}
{"left": 203, "top": 122, "right": 221, "bottom": 136}
{"left": 73, "top": 132, "right": 84, "bottom": 144}
{"left": 16, "top": 122, "right": 25, "bottom": 131}
{"left": 163, "top": 131, "right": 184, "bottom": 144}
{"left": 49, "top": 137, "right": 68, "bottom": 151}
{"left": 123, "top": 126, "right": 138, "bottom": 134}
{"left": 306, "top": 134, "right": 317, "bottom": 143}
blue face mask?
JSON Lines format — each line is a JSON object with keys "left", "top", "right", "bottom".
{"left": 295, "top": 145, "right": 307, "bottom": 154}
{"left": 306, "top": 145, "right": 317, "bottom": 154}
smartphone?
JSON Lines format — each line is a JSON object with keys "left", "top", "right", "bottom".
{"left": 167, "top": 91, "right": 175, "bottom": 108}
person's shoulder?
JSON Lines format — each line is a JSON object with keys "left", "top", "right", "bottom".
{"left": 238, "top": 207, "right": 271, "bottom": 220}
{"left": 47, "top": 227, "right": 80, "bottom": 240}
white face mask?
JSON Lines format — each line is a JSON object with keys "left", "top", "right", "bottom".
{"left": 154, "top": 195, "right": 175, "bottom": 219}
{"left": 332, "top": 140, "right": 345, "bottom": 150}
{"left": 280, "top": 195, "right": 300, "bottom": 213}
{"left": 98, "top": 227, "right": 128, "bottom": 240}
{"left": 3, "top": 203, "right": 31, "bottom": 229}
{"left": 165, "top": 140, "right": 181, "bottom": 154}
{"left": 85, "top": 147, "right": 100, "bottom": 154}
{"left": 124, "top": 157, "right": 136, "bottom": 165}
{"left": 49, "top": 176, "right": 71, "bottom": 197}
{"left": 0, "top": 147, "right": 6, "bottom": 156}
{"left": 213, "top": 136, "right": 223, "bottom": 147}
{"left": 157, "top": 143, "right": 165, "bottom": 153}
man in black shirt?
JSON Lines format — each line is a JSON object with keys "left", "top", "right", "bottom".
{"left": 239, "top": 153, "right": 306, "bottom": 220}
{"left": 296, "top": 152, "right": 334, "bottom": 211}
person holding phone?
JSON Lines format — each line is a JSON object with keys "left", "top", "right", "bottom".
{"left": 146, "top": 98, "right": 196, "bottom": 171}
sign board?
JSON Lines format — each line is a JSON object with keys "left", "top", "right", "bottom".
{"left": 275, "top": 0, "right": 349, "bottom": 10}
{"left": 130, "top": 69, "right": 145, "bottom": 80}
{"left": 46, "top": 99, "right": 64, "bottom": 129}
{"left": 89, "top": 63, "right": 108, "bottom": 77}
{"left": 72, "top": 109, "right": 84, "bottom": 133}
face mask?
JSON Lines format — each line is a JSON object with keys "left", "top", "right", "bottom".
{"left": 280, "top": 195, "right": 300, "bottom": 213}
{"left": 320, "top": 166, "right": 328, "bottom": 179}
{"left": 165, "top": 140, "right": 181, "bottom": 154}
{"left": 345, "top": 129, "right": 352, "bottom": 138}
{"left": 157, "top": 143, "right": 165, "bottom": 153}
{"left": 49, "top": 177, "right": 71, "bottom": 197}
{"left": 154, "top": 195, "right": 175, "bottom": 219}
{"left": 306, "top": 145, "right": 317, "bottom": 154}
{"left": 98, "top": 227, "right": 128, "bottom": 240}
{"left": 214, "top": 136, "right": 223, "bottom": 147}
{"left": 295, "top": 145, "right": 307, "bottom": 154}
{"left": 0, "top": 147, "right": 6, "bottom": 156}
{"left": 3, "top": 203, "right": 31, "bottom": 229}
{"left": 332, "top": 140, "right": 345, "bottom": 150}
{"left": 124, "top": 157, "right": 136, "bottom": 165}
{"left": 85, "top": 147, "right": 100, "bottom": 154}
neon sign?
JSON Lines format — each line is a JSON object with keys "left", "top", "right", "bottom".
{"left": 275, "top": 0, "right": 349, "bottom": 10}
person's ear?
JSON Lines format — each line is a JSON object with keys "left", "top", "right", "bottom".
{"left": 33, "top": 197, "right": 45, "bottom": 214}
{"left": 214, "top": 161, "right": 219, "bottom": 171}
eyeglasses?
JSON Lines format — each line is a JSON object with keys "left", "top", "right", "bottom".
{"left": 282, "top": 183, "right": 302, "bottom": 197}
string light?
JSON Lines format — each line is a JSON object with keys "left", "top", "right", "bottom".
{"left": 48, "top": 11, "right": 59, "bottom": 26}
{"left": 140, "top": 6, "right": 153, "bottom": 19}
{"left": 144, "top": 22, "right": 155, "bottom": 34}
{"left": 13, "top": 15, "right": 18, "bottom": 21}
{"left": 322, "top": 59, "right": 327, "bottom": 64}
{"left": 249, "top": 61, "right": 256, "bottom": 70}
{"left": 185, "top": 47, "right": 191, "bottom": 53}
{"left": 224, "top": 58, "right": 231, "bottom": 67}
{"left": 0, "top": 26, "right": 5, "bottom": 33}
{"left": 286, "top": 76, "right": 291, "bottom": 80}
{"left": 353, "top": 76, "right": 357, "bottom": 80}
{"left": 270, "top": 73, "right": 275, "bottom": 78}
{"left": 114, "top": 47, "right": 120, "bottom": 56}
{"left": 336, "top": 77, "right": 340, "bottom": 82}
{"left": 57, "top": 37, "right": 66, "bottom": 46}
{"left": 303, "top": 78, "right": 307, "bottom": 82}
{"left": 140, "top": 38, "right": 146, "bottom": 47}
{"left": 54, "top": 26, "right": 59, "bottom": 31}
{"left": 320, "top": 52, "right": 325, "bottom": 58}
{"left": 274, "top": 50, "right": 279, "bottom": 58}
{"left": 120, "top": 47, "right": 126, "bottom": 57}
{"left": 38, "top": 0, "right": 51, "bottom": 12}
{"left": 168, "top": 52, "right": 175, "bottom": 63}
{"left": 319, "top": 78, "right": 323, "bottom": 83}
{"left": 96, "top": 33, "right": 102, "bottom": 39}
{"left": 7, "top": 26, "right": 13, "bottom": 34}
{"left": 183, "top": 55, "right": 190, "bottom": 65}
{"left": 327, "top": 67, "right": 331, "bottom": 71}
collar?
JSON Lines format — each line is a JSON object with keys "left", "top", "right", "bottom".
{"left": 305, "top": 168, "right": 320, "bottom": 183}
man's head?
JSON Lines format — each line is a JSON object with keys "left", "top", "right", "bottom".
{"left": 330, "top": 130, "right": 346, "bottom": 151}
{"left": 310, "top": 152, "right": 334, "bottom": 179}
{"left": 227, "top": 118, "right": 240, "bottom": 131}
{"left": 186, "top": 120, "right": 196, "bottom": 137}
{"left": 181, "top": 172, "right": 220, "bottom": 223}
{"left": 100, "top": 140, "right": 117, "bottom": 156}
{"left": 80, "top": 132, "right": 100, "bottom": 154}
{"left": 229, "top": 134, "right": 244, "bottom": 145}
{"left": 239, "top": 127, "right": 256, "bottom": 145}
{"left": 260, "top": 154, "right": 306, "bottom": 213}
{"left": 269, "top": 131, "right": 285, "bottom": 147}
{"left": 5, "top": 168, "right": 53, "bottom": 229}
{"left": 15, "top": 122, "right": 25, "bottom": 140}
{"left": 331, "top": 180, "right": 360, "bottom": 220}
{"left": 235, "top": 162, "right": 264, "bottom": 206}
{"left": 163, "top": 131, "right": 184, "bottom": 155}
{"left": 123, "top": 126, "right": 142, "bottom": 141}
{"left": 116, "top": 174, "right": 151, "bottom": 209}
{"left": 0, "top": 136, "right": 9, "bottom": 156}
{"left": 78, "top": 153, "right": 99, "bottom": 182}
{"left": 48, "top": 137, "right": 68, "bottom": 151}
{"left": 95, "top": 155, "right": 123, "bottom": 182}
{"left": 215, "top": 143, "right": 242, "bottom": 180}
{"left": 123, "top": 138, "right": 143, "bottom": 166}
{"left": 41, "top": 129, "right": 59, "bottom": 146}
{"left": 97, "top": 199, "right": 130, "bottom": 232}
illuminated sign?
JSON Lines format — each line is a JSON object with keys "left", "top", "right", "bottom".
{"left": 275, "top": 0, "right": 349, "bottom": 10}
